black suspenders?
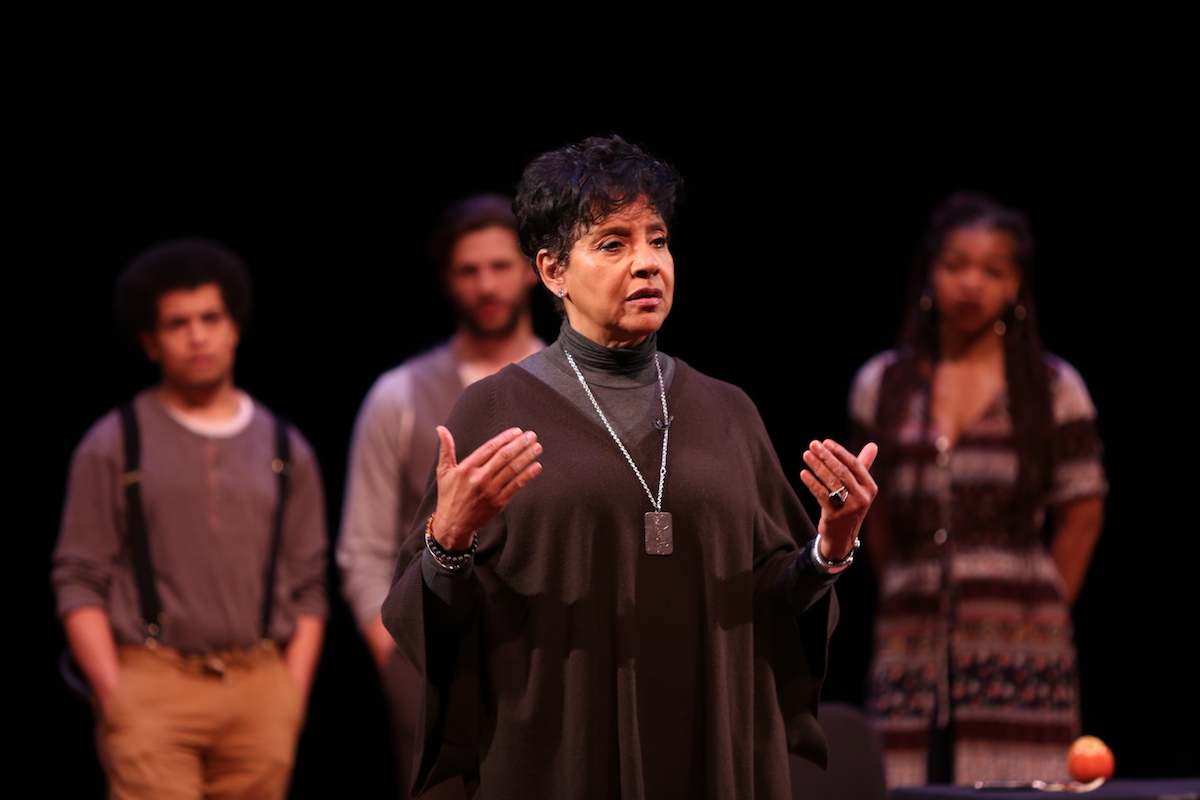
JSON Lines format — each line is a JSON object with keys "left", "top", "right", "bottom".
{"left": 261, "top": 415, "right": 292, "bottom": 641}
{"left": 117, "top": 403, "right": 162, "bottom": 644}
{"left": 118, "top": 401, "right": 292, "bottom": 647}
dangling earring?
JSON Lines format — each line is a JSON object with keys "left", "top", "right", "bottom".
{"left": 919, "top": 288, "right": 933, "bottom": 312}
{"left": 995, "top": 301, "right": 1024, "bottom": 336}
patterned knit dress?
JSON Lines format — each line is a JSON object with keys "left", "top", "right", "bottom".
{"left": 850, "top": 351, "right": 1108, "bottom": 787}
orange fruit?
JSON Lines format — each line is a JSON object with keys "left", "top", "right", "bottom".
{"left": 1067, "top": 735, "right": 1115, "bottom": 782}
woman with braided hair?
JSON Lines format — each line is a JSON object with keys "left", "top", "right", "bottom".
{"left": 850, "top": 192, "right": 1107, "bottom": 787}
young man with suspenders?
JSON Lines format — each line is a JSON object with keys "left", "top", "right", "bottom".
{"left": 52, "top": 239, "right": 328, "bottom": 800}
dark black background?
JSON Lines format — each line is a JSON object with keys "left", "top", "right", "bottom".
{"left": 8, "top": 8, "right": 1197, "bottom": 796}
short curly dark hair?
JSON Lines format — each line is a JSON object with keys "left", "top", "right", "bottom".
{"left": 115, "top": 238, "right": 252, "bottom": 339}
{"left": 514, "top": 134, "right": 683, "bottom": 275}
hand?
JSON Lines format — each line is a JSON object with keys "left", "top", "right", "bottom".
{"left": 282, "top": 615, "right": 324, "bottom": 700}
{"left": 799, "top": 439, "right": 879, "bottom": 561}
{"left": 62, "top": 606, "right": 121, "bottom": 712}
{"left": 431, "top": 425, "right": 543, "bottom": 550}
{"left": 363, "top": 615, "right": 398, "bottom": 674}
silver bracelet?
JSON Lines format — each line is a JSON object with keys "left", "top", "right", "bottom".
{"left": 810, "top": 534, "right": 860, "bottom": 574}
{"left": 424, "top": 514, "right": 477, "bottom": 572}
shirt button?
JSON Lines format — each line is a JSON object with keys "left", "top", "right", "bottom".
{"left": 933, "top": 528, "right": 948, "bottom": 545}
{"left": 935, "top": 435, "right": 950, "bottom": 452}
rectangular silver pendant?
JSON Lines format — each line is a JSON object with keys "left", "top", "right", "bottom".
{"left": 644, "top": 511, "right": 673, "bottom": 556}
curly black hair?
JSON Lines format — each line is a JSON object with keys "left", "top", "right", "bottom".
{"left": 514, "top": 134, "right": 682, "bottom": 306}
{"left": 114, "top": 238, "right": 251, "bottom": 339}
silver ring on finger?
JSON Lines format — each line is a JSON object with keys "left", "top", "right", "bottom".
{"left": 829, "top": 486, "right": 849, "bottom": 508}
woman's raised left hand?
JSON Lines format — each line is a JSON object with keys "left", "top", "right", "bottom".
{"left": 799, "top": 439, "right": 878, "bottom": 561}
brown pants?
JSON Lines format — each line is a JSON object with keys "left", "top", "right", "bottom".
{"left": 97, "top": 643, "right": 304, "bottom": 800}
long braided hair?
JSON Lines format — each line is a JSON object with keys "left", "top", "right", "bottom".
{"left": 872, "top": 192, "right": 1055, "bottom": 548}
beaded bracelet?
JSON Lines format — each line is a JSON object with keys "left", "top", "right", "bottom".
{"left": 424, "top": 514, "right": 478, "bottom": 572}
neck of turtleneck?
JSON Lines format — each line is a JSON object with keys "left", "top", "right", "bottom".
{"left": 518, "top": 321, "right": 677, "bottom": 441}
{"left": 558, "top": 322, "right": 659, "bottom": 386}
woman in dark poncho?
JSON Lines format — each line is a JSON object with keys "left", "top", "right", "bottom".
{"left": 850, "top": 193, "right": 1107, "bottom": 787}
{"left": 383, "top": 135, "right": 878, "bottom": 799}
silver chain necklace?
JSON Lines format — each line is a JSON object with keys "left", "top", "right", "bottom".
{"left": 563, "top": 348, "right": 674, "bottom": 555}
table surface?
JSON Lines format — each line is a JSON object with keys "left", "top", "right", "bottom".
{"left": 891, "top": 777, "right": 1200, "bottom": 800}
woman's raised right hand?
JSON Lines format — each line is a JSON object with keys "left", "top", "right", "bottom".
{"left": 430, "top": 425, "right": 543, "bottom": 550}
